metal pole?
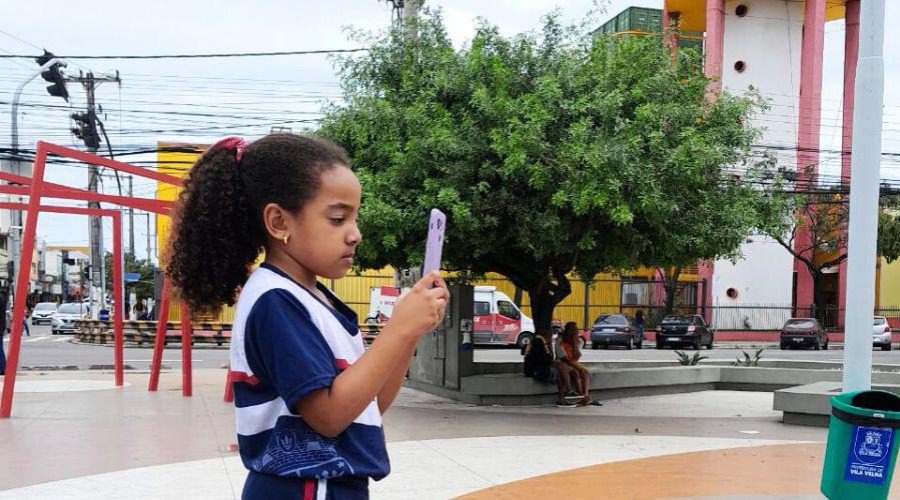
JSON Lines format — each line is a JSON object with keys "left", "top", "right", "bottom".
{"left": 0, "top": 143, "right": 49, "bottom": 418}
{"left": 180, "top": 303, "right": 193, "bottom": 397}
{"left": 8, "top": 58, "right": 62, "bottom": 303}
{"left": 112, "top": 212, "right": 124, "bottom": 386}
{"left": 146, "top": 212, "right": 151, "bottom": 263}
{"left": 148, "top": 277, "right": 171, "bottom": 392}
{"left": 843, "top": 0, "right": 885, "bottom": 392}
{"left": 128, "top": 175, "right": 135, "bottom": 257}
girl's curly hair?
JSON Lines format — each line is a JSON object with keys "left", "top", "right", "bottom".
{"left": 166, "top": 133, "right": 349, "bottom": 314}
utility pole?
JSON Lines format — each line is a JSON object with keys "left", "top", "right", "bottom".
{"left": 146, "top": 212, "right": 152, "bottom": 265}
{"left": 843, "top": 0, "right": 885, "bottom": 392}
{"left": 69, "top": 71, "right": 120, "bottom": 316}
{"left": 402, "top": 0, "right": 422, "bottom": 42}
{"left": 384, "top": 0, "right": 423, "bottom": 289}
{"left": 128, "top": 176, "right": 135, "bottom": 257}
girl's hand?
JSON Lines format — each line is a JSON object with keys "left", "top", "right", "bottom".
{"left": 387, "top": 271, "right": 450, "bottom": 339}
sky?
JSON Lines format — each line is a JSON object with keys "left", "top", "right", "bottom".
{"left": 0, "top": 0, "right": 898, "bottom": 265}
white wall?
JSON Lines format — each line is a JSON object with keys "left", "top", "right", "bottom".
{"left": 44, "top": 249, "right": 61, "bottom": 277}
{"left": 711, "top": 0, "right": 804, "bottom": 328}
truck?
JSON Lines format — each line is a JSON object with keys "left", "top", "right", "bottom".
{"left": 366, "top": 285, "right": 536, "bottom": 348}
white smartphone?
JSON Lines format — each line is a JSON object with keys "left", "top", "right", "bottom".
{"left": 422, "top": 208, "right": 446, "bottom": 278}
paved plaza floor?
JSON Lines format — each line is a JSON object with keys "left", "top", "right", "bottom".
{"left": 0, "top": 368, "right": 883, "bottom": 499}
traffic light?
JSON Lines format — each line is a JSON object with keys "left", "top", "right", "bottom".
{"left": 34, "top": 50, "right": 68, "bottom": 102}
{"left": 71, "top": 112, "right": 101, "bottom": 149}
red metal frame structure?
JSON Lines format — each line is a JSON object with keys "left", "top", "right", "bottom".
{"left": 1, "top": 141, "right": 183, "bottom": 418}
{"left": 0, "top": 202, "right": 123, "bottom": 379}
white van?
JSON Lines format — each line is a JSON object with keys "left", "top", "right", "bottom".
{"left": 365, "top": 285, "right": 535, "bottom": 348}
{"left": 472, "top": 286, "right": 536, "bottom": 348}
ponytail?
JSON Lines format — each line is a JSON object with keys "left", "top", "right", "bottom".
{"left": 167, "top": 146, "right": 261, "bottom": 314}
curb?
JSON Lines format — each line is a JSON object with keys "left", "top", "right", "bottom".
{"left": 18, "top": 364, "right": 173, "bottom": 371}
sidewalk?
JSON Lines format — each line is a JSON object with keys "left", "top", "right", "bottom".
{"left": 0, "top": 368, "right": 858, "bottom": 499}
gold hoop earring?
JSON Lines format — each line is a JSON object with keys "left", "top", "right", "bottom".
{"left": 283, "top": 234, "right": 290, "bottom": 245}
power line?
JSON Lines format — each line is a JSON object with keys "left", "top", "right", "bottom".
{"left": 0, "top": 48, "right": 369, "bottom": 60}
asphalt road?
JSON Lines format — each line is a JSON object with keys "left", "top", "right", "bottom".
{"left": 2, "top": 324, "right": 230, "bottom": 370}
{"left": 5, "top": 324, "right": 900, "bottom": 370}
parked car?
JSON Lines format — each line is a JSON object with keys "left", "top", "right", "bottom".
{"left": 51, "top": 302, "right": 89, "bottom": 335}
{"left": 873, "top": 316, "right": 892, "bottom": 351}
{"left": 30, "top": 302, "right": 58, "bottom": 325}
{"left": 780, "top": 318, "right": 827, "bottom": 350}
{"left": 655, "top": 315, "right": 715, "bottom": 350}
{"left": 591, "top": 314, "right": 642, "bottom": 350}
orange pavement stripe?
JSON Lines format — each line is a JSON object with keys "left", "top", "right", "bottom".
{"left": 459, "top": 443, "right": 900, "bottom": 499}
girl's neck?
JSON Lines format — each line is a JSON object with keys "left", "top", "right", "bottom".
{"left": 264, "top": 251, "right": 319, "bottom": 291}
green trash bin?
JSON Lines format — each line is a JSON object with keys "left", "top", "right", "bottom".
{"left": 821, "top": 390, "right": 900, "bottom": 499}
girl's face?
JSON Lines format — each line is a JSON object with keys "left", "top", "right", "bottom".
{"left": 283, "top": 165, "right": 362, "bottom": 280}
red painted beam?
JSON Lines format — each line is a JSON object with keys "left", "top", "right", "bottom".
{"left": 0, "top": 184, "right": 171, "bottom": 215}
{"left": 39, "top": 141, "right": 184, "bottom": 187}
{"left": 180, "top": 303, "right": 193, "bottom": 397}
{"left": 0, "top": 145, "right": 49, "bottom": 417}
{"left": 148, "top": 278, "right": 172, "bottom": 392}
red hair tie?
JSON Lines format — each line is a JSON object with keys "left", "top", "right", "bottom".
{"left": 211, "top": 136, "right": 248, "bottom": 162}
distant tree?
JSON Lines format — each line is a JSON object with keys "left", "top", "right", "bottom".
{"left": 761, "top": 188, "right": 900, "bottom": 314}
{"left": 104, "top": 252, "right": 155, "bottom": 303}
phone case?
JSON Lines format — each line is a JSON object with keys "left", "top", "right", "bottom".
{"left": 422, "top": 208, "right": 446, "bottom": 276}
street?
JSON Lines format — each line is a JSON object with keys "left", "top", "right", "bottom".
{"left": 6, "top": 324, "right": 900, "bottom": 370}
{"left": 2, "top": 324, "right": 230, "bottom": 370}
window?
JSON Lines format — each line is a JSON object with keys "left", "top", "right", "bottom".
{"left": 474, "top": 301, "right": 491, "bottom": 316}
{"left": 58, "top": 303, "right": 84, "bottom": 314}
{"left": 661, "top": 315, "right": 694, "bottom": 325}
{"left": 875, "top": 317, "right": 887, "bottom": 326}
{"left": 594, "top": 314, "right": 628, "bottom": 326}
{"left": 786, "top": 319, "right": 816, "bottom": 329}
{"left": 497, "top": 301, "right": 520, "bottom": 320}
{"left": 622, "top": 281, "right": 650, "bottom": 305}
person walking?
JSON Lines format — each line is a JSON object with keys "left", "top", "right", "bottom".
{"left": 0, "top": 290, "right": 8, "bottom": 375}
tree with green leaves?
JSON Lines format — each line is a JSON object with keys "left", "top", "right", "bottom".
{"left": 104, "top": 252, "right": 156, "bottom": 304}
{"left": 761, "top": 188, "right": 900, "bottom": 315}
{"left": 321, "top": 10, "right": 783, "bottom": 331}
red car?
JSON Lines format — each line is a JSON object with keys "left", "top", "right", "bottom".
{"left": 780, "top": 318, "right": 828, "bottom": 350}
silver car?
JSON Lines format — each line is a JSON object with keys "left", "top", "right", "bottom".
{"left": 51, "top": 302, "right": 89, "bottom": 335}
{"left": 874, "top": 316, "right": 892, "bottom": 351}
{"left": 31, "top": 302, "right": 58, "bottom": 325}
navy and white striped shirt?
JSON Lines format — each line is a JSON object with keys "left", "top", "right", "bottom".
{"left": 230, "top": 264, "right": 389, "bottom": 498}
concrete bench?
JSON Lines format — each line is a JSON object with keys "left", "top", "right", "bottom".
{"left": 405, "top": 366, "right": 723, "bottom": 406}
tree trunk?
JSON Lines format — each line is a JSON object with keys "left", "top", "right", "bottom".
{"left": 664, "top": 266, "right": 683, "bottom": 315}
{"left": 513, "top": 286, "right": 523, "bottom": 308}
{"left": 812, "top": 271, "right": 827, "bottom": 326}
{"left": 528, "top": 286, "right": 556, "bottom": 332}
